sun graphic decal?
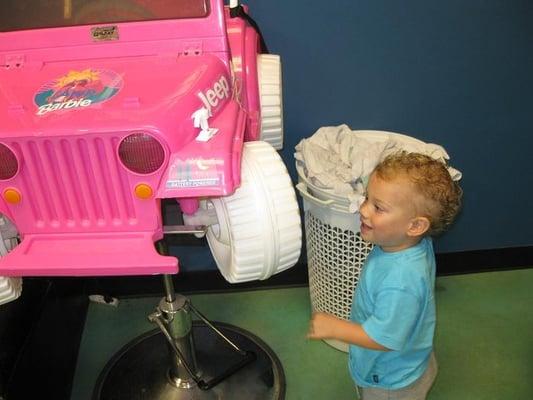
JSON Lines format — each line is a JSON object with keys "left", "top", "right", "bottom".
{"left": 34, "top": 68, "right": 123, "bottom": 116}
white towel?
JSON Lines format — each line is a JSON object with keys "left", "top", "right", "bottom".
{"left": 0, "top": 215, "right": 22, "bottom": 306}
{"left": 295, "top": 125, "right": 462, "bottom": 213}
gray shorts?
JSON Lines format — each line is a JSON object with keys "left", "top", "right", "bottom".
{"left": 356, "top": 352, "right": 438, "bottom": 400}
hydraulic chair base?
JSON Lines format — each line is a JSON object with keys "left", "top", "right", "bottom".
{"left": 92, "top": 247, "right": 285, "bottom": 400}
{"left": 93, "top": 321, "right": 285, "bottom": 399}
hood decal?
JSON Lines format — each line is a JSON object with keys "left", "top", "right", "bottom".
{"left": 34, "top": 69, "right": 123, "bottom": 116}
{"left": 197, "top": 75, "right": 230, "bottom": 117}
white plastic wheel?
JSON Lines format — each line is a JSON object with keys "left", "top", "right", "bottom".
{"left": 0, "top": 215, "right": 22, "bottom": 306}
{"left": 202, "top": 141, "right": 301, "bottom": 283}
{"left": 257, "top": 54, "right": 284, "bottom": 150}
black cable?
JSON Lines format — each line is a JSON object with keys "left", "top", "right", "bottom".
{"left": 229, "top": 5, "right": 269, "bottom": 54}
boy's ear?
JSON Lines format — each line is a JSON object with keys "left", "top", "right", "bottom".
{"left": 407, "top": 217, "right": 431, "bottom": 237}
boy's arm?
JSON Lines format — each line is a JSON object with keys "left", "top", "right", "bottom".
{"left": 307, "top": 312, "right": 389, "bottom": 351}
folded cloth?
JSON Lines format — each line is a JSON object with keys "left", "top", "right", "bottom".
{"left": 0, "top": 215, "right": 18, "bottom": 243}
{"left": 0, "top": 216, "right": 22, "bottom": 306}
{"left": 0, "top": 276, "right": 22, "bottom": 306}
{"left": 295, "top": 125, "right": 462, "bottom": 213}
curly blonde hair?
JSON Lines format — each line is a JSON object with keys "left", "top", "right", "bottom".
{"left": 374, "top": 151, "right": 462, "bottom": 236}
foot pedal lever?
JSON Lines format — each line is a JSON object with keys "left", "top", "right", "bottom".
{"left": 149, "top": 296, "right": 257, "bottom": 390}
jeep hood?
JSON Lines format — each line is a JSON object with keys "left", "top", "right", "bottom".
{"left": 0, "top": 54, "right": 231, "bottom": 138}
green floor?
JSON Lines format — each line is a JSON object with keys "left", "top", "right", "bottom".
{"left": 72, "top": 268, "right": 533, "bottom": 400}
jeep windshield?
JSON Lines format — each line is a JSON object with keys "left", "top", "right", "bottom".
{"left": 0, "top": 0, "right": 210, "bottom": 32}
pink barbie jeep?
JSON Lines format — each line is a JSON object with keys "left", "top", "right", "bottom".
{"left": 1, "top": 2, "right": 301, "bottom": 396}
{"left": 0, "top": 0, "right": 302, "bottom": 303}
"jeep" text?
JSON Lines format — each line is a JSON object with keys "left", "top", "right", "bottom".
{"left": 197, "top": 76, "right": 230, "bottom": 116}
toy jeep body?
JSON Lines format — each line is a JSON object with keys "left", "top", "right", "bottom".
{"left": 0, "top": 0, "right": 300, "bottom": 293}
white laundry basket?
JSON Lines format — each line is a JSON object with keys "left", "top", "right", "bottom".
{"left": 296, "top": 130, "right": 444, "bottom": 352}
{"left": 296, "top": 177, "right": 372, "bottom": 352}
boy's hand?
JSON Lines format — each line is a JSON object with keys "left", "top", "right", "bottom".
{"left": 307, "top": 312, "right": 340, "bottom": 340}
{"left": 308, "top": 312, "right": 389, "bottom": 351}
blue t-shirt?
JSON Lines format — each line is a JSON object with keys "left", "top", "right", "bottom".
{"left": 348, "top": 238, "right": 436, "bottom": 389}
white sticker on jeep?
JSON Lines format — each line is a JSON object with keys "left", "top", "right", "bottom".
{"left": 34, "top": 69, "right": 123, "bottom": 116}
{"left": 197, "top": 75, "right": 230, "bottom": 116}
{"left": 166, "top": 158, "right": 224, "bottom": 189}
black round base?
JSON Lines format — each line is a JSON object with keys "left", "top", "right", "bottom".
{"left": 93, "top": 321, "right": 285, "bottom": 400}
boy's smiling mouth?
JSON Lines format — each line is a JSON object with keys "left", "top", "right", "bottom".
{"left": 360, "top": 221, "right": 372, "bottom": 234}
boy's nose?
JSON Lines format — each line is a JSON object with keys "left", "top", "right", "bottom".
{"left": 359, "top": 200, "right": 368, "bottom": 217}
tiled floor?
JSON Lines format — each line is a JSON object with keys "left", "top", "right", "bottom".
{"left": 72, "top": 268, "right": 533, "bottom": 400}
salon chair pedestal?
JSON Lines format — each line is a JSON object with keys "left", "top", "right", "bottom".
{"left": 93, "top": 275, "right": 285, "bottom": 400}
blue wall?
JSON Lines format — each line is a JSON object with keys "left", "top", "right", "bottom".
{"left": 175, "top": 0, "right": 533, "bottom": 272}
{"left": 246, "top": 0, "right": 533, "bottom": 253}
